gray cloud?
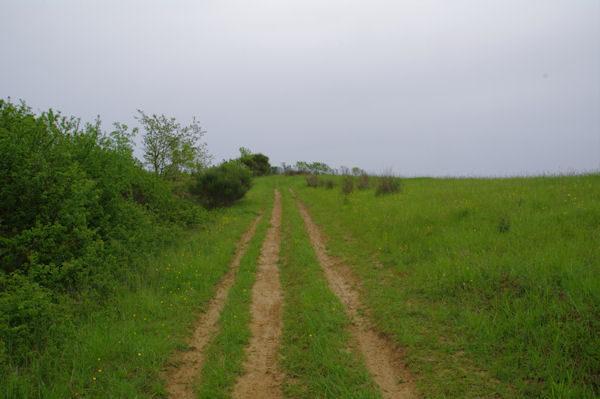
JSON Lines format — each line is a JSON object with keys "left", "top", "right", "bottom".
{"left": 2, "top": 0, "right": 599, "bottom": 175}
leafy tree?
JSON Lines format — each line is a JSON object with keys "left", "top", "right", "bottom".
{"left": 309, "top": 162, "right": 333, "bottom": 175}
{"left": 239, "top": 146, "right": 252, "bottom": 157}
{"left": 352, "top": 167, "right": 365, "bottom": 176}
{"left": 239, "top": 148, "right": 271, "bottom": 176}
{"left": 295, "top": 161, "right": 310, "bottom": 173}
{"left": 294, "top": 161, "right": 333, "bottom": 175}
{"left": 137, "top": 110, "right": 211, "bottom": 177}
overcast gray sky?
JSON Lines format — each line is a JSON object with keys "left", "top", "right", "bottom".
{"left": 2, "top": 0, "right": 599, "bottom": 176}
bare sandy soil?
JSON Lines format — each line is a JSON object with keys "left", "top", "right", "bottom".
{"left": 293, "top": 189, "right": 419, "bottom": 399}
{"left": 231, "top": 189, "right": 284, "bottom": 399}
{"left": 165, "top": 214, "right": 263, "bottom": 399}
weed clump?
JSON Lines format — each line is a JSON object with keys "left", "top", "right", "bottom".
{"left": 305, "top": 174, "right": 320, "bottom": 187}
{"left": 341, "top": 175, "right": 355, "bottom": 195}
{"left": 375, "top": 175, "right": 403, "bottom": 196}
{"left": 497, "top": 215, "right": 511, "bottom": 233}
{"left": 322, "top": 179, "right": 335, "bottom": 189}
{"left": 357, "top": 173, "right": 370, "bottom": 190}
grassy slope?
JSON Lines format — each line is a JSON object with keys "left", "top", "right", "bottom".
{"left": 285, "top": 174, "right": 599, "bottom": 398}
{"left": 1, "top": 178, "right": 273, "bottom": 399}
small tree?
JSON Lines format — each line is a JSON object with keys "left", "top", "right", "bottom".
{"left": 137, "top": 110, "right": 211, "bottom": 177}
{"left": 295, "top": 161, "right": 310, "bottom": 173}
{"left": 239, "top": 146, "right": 252, "bottom": 157}
{"left": 309, "top": 162, "right": 333, "bottom": 175}
{"left": 352, "top": 167, "right": 365, "bottom": 176}
{"left": 238, "top": 148, "right": 271, "bottom": 176}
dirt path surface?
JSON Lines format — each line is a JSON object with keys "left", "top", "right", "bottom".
{"left": 232, "top": 189, "right": 284, "bottom": 399}
{"left": 166, "top": 214, "right": 263, "bottom": 399}
{"left": 293, "top": 190, "right": 419, "bottom": 399}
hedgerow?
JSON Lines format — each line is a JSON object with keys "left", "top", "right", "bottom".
{"left": 0, "top": 100, "right": 206, "bottom": 368}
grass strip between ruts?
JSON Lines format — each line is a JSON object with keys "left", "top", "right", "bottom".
{"left": 194, "top": 189, "right": 274, "bottom": 398}
{"left": 278, "top": 187, "right": 382, "bottom": 398}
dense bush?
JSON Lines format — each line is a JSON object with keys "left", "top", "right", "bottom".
{"left": 239, "top": 153, "right": 271, "bottom": 176}
{"left": 0, "top": 99, "right": 205, "bottom": 367}
{"left": 192, "top": 160, "right": 252, "bottom": 208}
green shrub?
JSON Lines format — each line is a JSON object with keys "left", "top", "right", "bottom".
{"left": 305, "top": 174, "right": 320, "bottom": 187}
{"left": 192, "top": 160, "right": 252, "bottom": 208}
{"left": 239, "top": 153, "right": 271, "bottom": 176}
{"left": 0, "top": 274, "right": 66, "bottom": 366}
{"left": 0, "top": 99, "right": 204, "bottom": 366}
{"left": 375, "top": 175, "right": 403, "bottom": 196}
{"left": 357, "top": 173, "right": 370, "bottom": 190}
{"left": 323, "top": 179, "right": 335, "bottom": 189}
{"left": 0, "top": 100, "right": 195, "bottom": 280}
{"left": 341, "top": 175, "right": 355, "bottom": 195}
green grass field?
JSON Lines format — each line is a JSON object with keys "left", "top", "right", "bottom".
{"left": 285, "top": 173, "right": 599, "bottom": 398}
{"left": 3, "top": 174, "right": 598, "bottom": 398}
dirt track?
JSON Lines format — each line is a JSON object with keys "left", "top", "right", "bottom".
{"left": 231, "top": 189, "right": 284, "bottom": 399}
{"left": 293, "top": 190, "right": 419, "bottom": 399}
{"left": 166, "top": 188, "right": 417, "bottom": 398}
{"left": 165, "top": 214, "right": 262, "bottom": 399}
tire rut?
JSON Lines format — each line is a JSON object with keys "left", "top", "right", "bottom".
{"left": 292, "top": 190, "right": 419, "bottom": 399}
{"left": 232, "top": 189, "right": 284, "bottom": 399}
{"left": 166, "top": 213, "right": 263, "bottom": 399}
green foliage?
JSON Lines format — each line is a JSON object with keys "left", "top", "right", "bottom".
{"left": 295, "top": 161, "right": 333, "bottom": 175}
{"left": 192, "top": 161, "right": 252, "bottom": 208}
{"left": 375, "top": 175, "right": 403, "bottom": 196}
{"left": 137, "top": 110, "right": 211, "bottom": 177}
{"left": 238, "top": 146, "right": 252, "bottom": 157}
{"left": 341, "top": 175, "right": 355, "bottom": 195}
{"left": 238, "top": 150, "right": 271, "bottom": 176}
{"left": 0, "top": 275, "right": 63, "bottom": 366}
{"left": 357, "top": 173, "right": 370, "bottom": 190}
{"left": 1, "top": 176, "right": 272, "bottom": 398}
{"left": 0, "top": 99, "right": 207, "bottom": 371}
{"left": 323, "top": 179, "right": 335, "bottom": 189}
{"left": 352, "top": 167, "right": 365, "bottom": 176}
{"left": 305, "top": 174, "right": 320, "bottom": 187}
